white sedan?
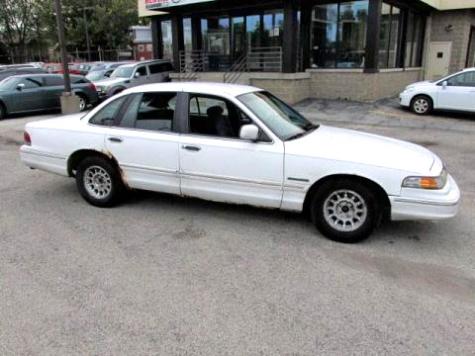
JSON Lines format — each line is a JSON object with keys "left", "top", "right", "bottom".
{"left": 20, "top": 83, "right": 460, "bottom": 243}
{"left": 400, "top": 67, "right": 475, "bottom": 115}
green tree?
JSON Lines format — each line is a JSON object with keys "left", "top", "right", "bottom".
{"left": 39, "top": 0, "right": 141, "bottom": 53}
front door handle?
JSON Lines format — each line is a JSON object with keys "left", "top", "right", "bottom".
{"left": 108, "top": 137, "right": 123, "bottom": 143}
{"left": 182, "top": 145, "right": 201, "bottom": 152}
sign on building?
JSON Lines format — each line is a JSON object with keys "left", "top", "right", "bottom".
{"left": 145, "top": 0, "right": 215, "bottom": 10}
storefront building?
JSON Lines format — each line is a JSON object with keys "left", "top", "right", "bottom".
{"left": 139, "top": 0, "right": 475, "bottom": 103}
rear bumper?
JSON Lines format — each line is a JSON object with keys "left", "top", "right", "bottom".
{"left": 20, "top": 146, "right": 68, "bottom": 177}
{"left": 390, "top": 174, "right": 461, "bottom": 221}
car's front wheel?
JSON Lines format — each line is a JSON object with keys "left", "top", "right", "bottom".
{"left": 76, "top": 156, "right": 124, "bottom": 207}
{"left": 310, "top": 179, "right": 379, "bottom": 243}
{"left": 411, "top": 95, "right": 432, "bottom": 115}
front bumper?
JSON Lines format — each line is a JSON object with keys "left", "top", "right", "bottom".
{"left": 399, "top": 91, "right": 412, "bottom": 107}
{"left": 390, "top": 174, "right": 461, "bottom": 221}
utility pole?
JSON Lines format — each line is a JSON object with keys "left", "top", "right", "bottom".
{"left": 54, "top": 0, "right": 80, "bottom": 113}
{"left": 54, "top": 0, "right": 71, "bottom": 93}
{"left": 82, "top": 7, "right": 93, "bottom": 62}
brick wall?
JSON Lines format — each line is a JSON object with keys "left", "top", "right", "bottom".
{"left": 430, "top": 9, "right": 475, "bottom": 72}
{"left": 307, "top": 69, "right": 422, "bottom": 101}
{"left": 170, "top": 69, "right": 422, "bottom": 103}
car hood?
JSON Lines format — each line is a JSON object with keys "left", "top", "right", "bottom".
{"left": 405, "top": 80, "right": 435, "bottom": 90}
{"left": 285, "top": 125, "right": 441, "bottom": 175}
{"left": 93, "top": 78, "right": 126, "bottom": 87}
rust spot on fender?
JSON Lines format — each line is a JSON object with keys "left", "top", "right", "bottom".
{"left": 101, "top": 149, "right": 130, "bottom": 189}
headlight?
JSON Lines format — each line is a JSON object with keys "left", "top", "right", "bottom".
{"left": 402, "top": 169, "right": 448, "bottom": 190}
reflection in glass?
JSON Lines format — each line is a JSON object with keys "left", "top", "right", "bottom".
{"left": 311, "top": 4, "right": 338, "bottom": 68}
{"left": 247, "top": 15, "right": 261, "bottom": 49}
{"left": 263, "top": 11, "right": 284, "bottom": 48}
{"left": 379, "top": 3, "right": 400, "bottom": 68}
{"left": 161, "top": 20, "right": 173, "bottom": 61}
{"left": 337, "top": 1, "right": 368, "bottom": 68}
{"left": 232, "top": 17, "right": 246, "bottom": 59}
{"left": 183, "top": 18, "right": 192, "bottom": 53}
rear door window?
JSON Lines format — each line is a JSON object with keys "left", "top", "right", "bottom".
{"left": 44, "top": 77, "right": 64, "bottom": 86}
{"left": 89, "top": 96, "right": 128, "bottom": 126}
{"left": 119, "top": 92, "right": 177, "bottom": 132}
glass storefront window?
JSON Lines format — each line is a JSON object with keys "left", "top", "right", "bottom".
{"left": 404, "top": 12, "right": 425, "bottom": 67}
{"left": 379, "top": 2, "right": 401, "bottom": 69}
{"left": 246, "top": 15, "right": 261, "bottom": 49}
{"left": 263, "top": 11, "right": 284, "bottom": 48}
{"left": 311, "top": 1, "right": 368, "bottom": 69}
{"left": 183, "top": 18, "right": 192, "bottom": 53}
{"left": 232, "top": 17, "right": 246, "bottom": 58}
{"left": 311, "top": 4, "right": 338, "bottom": 68}
{"left": 161, "top": 20, "right": 173, "bottom": 61}
{"left": 337, "top": 1, "right": 368, "bottom": 68}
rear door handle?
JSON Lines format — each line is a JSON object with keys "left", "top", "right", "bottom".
{"left": 182, "top": 145, "right": 201, "bottom": 152}
{"left": 108, "top": 137, "right": 123, "bottom": 143}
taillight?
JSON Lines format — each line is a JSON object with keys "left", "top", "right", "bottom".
{"left": 24, "top": 131, "right": 31, "bottom": 146}
{"left": 88, "top": 83, "right": 96, "bottom": 91}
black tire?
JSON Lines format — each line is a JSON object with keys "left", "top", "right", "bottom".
{"left": 310, "top": 179, "right": 379, "bottom": 243}
{"left": 0, "top": 103, "right": 6, "bottom": 120}
{"left": 111, "top": 88, "right": 124, "bottom": 97}
{"left": 76, "top": 156, "right": 124, "bottom": 207}
{"left": 411, "top": 95, "right": 433, "bottom": 115}
{"left": 76, "top": 94, "right": 88, "bottom": 112}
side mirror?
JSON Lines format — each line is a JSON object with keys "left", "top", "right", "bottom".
{"left": 104, "top": 71, "right": 111, "bottom": 78}
{"left": 16, "top": 83, "right": 25, "bottom": 91}
{"left": 239, "top": 124, "right": 259, "bottom": 141}
{"left": 442, "top": 80, "right": 448, "bottom": 88}
{"left": 134, "top": 72, "right": 141, "bottom": 78}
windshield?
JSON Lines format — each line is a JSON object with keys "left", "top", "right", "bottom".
{"left": 86, "top": 71, "right": 105, "bottom": 81}
{"left": 110, "top": 67, "right": 133, "bottom": 79}
{"left": 238, "top": 91, "right": 317, "bottom": 141}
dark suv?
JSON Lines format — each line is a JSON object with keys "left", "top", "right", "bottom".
{"left": 0, "top": 74, "right": 99, "bottom": 119}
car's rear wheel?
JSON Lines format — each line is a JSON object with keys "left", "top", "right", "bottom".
{"left": 0, "top": 103, "right": 5, "bottom": 120}
{"left": 411, "top": 95, "right": 432, "bottom": 115}
{"left": 77, "top": 94, "right": 88, "bottom": 112}
{"left": 76, "top": 156, "right": 124, "bottom": 207}
{"left": 310, "top": 179, "right": 378, "bottom": 243}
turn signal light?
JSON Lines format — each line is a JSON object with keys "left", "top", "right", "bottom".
{"left": 402, "top": 169, "right": 448, "bottom": 190}
{"left": 24, "top": 131, "right": 31, "bottom": 146}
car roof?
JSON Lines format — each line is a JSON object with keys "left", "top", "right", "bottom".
{"left": 120, "top": 60, "right": 169, "bottom": 68}
{"left": 11, "top": 73, "right": 84, "bottom": 79}
{"left": 126, "top": 82, "right": 261, "bottom": 97}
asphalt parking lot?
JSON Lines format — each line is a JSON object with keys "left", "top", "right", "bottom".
{"left": 0, "top": 101, "right": 474, "bottom": 355}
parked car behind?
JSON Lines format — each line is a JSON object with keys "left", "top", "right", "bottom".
{"left": 0, "top": 74, "right": 99, "bottom": 120}
{"left": 400, "top": 67, "right": 475, "bottom": 114}
{"left": 93, "top": 59, "right": 173, "bottom": 99}
{"left": 85, "top": 62, "right": 132, "bottom": 82}
{"left": 0, "top": 67, "right": 47, "bottom": 81}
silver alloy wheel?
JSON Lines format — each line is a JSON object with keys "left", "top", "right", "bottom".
{"left": 84, "top": 165, "right": 112, "bottom": 199}
{"left": 323, "top": 189, "right": 368, "bottom": 232}
{"left": 413, "top": 98, "right": 429, "bottom": 114}
{"left": 78, "top": 96, "right": 86, "bottom": 111}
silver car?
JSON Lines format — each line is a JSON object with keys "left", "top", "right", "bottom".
{"left": 93, "top": 60, "right": 173, "bottom": 99}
